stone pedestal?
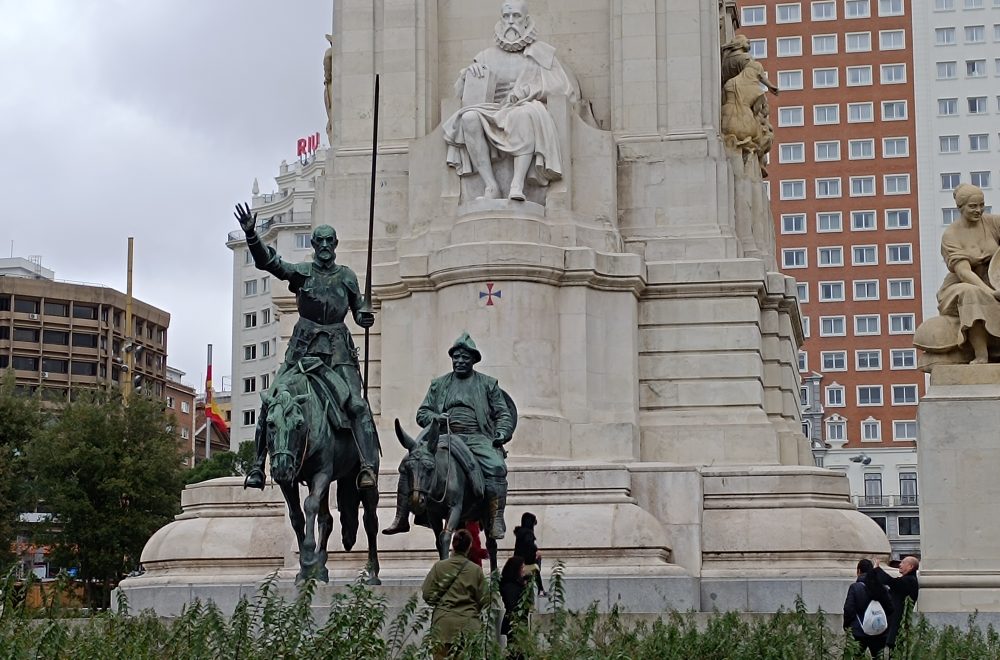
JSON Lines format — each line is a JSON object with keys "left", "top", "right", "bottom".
{"left": 916, "top": 364, "right": 1000, "bottom": 616}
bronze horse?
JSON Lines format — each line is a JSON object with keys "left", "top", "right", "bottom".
{"left": 264, "top": 361, "right": 381, "bottom": 584}
{"left": 393, "top": 398, "right": 516, "bottom": 573}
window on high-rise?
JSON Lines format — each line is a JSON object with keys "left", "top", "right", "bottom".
{"left": 936, "top": 61, "right": 957, "bottom": 79}
{"left": 879, "top": 30, "right": 905, "bottom": 50}
{"left": 852, "top": 245, "right": 878, "bottom": 265}
{"left": 887, "top": 243, "right": 912, "bottom": 263}
{"left": 797, "top": 283, "right": 809, "bottom": 302}
{"left": 777, "top": 36, "right": 803, "bottom": 56}
{"left": 818, "top": 247, "right": 844, "bottom": 267}
{"left": 820, "top": 316, "right": 847, "bottom": 336}
{"left": 890, "top": 348, "right": 917, "bottom": 368}
{"left": 814, "top": 104, "right": 840, "bottom": 124}
{"left": 939, "top": 135, "right": 960, "bottom": 153}
{"left": 826, "top": 418, "right": 846, "bottom": 439}
{"left": 888, "top": 279, "right": 914, "bottom": 299}
{"left": 295, "top": 233, "right": 311, "bottom": 249}
{"left": 881, "top": 100, "right": 907, "bottom": 120}
{"left": 777, "top": 3, "right": 802, "bottom": 22}
{"left": 965, "top": 0, "right": 985, "bottom": 7}
{"left": 778, "top": 70, "right": 804, "bottom": 89}
{"left": 243, "top": 410, "right": 256, "bottom": 426}
{"left": 898, "top": 517, "right": 920, "bottom": 536}
{"left": 938, "top": 98, "right": 958, "bottom": 115}
{"left": 886, "top": 209, "right": 911, "bottom": 229}
{"left": 967, "top": 59, "right": 987, "bottom": 77}
{"left": 811, "top": 0, "right": 837, "bottom": 19}
{"left": 936, "top": 27, "right": 957, "bottom": 45}
{"left": 943, "top": 208, "right": 960, "bottom": 224}
{"left": 243, "top": 377, "right": 256, "bottom": 393}
{"left": 244, "top": 279, "right": 258, "bottom": 296}
{"left": 858, "top": 386, "right": 883, "bottom": 406}
{"left": 815, "top": 141, "right": 841, "bottom": 161}
{"left": 852, "top": 210, "right": 877, "bottom": 231}
{"left": 782, "top": 214, "right": 807, "bottom": 233}
{"left": 749, "top": 39, "right": 767, "bottom": 59}
{"left": 970, "top": 133, "right": 990, "bottom": 151}
{"left": 850, "top": 176, "right": 876, "bottom": 197}
{"left": 779, "top": 106, "right": 804, "bottom": 126}
{"left": 780, "top": 180, "right": 806, "bottom": 199}
{"left": 820, "top": 281, "right": 845, "bottom": 300}
{"left": 741, "top": 5, "right": 766, "bottom": 24}
{"left": 884, "top": 174, "right": 910, "bottom": 195}
{"left": 783, "top": 248, "right": 807, "bottom": 268}
{"left": 857, "top": 350, "right": 882, "bottom": 370}
{"left": 822, "top": 351, "right": 847, "bottom": 371}
{"left": 813, "top": 68, "right": 839, "bottom": 87}
{"left": 846, "top": 65, "right": 873, "bottom": 85}
{"left": 934, "top": 0, "right": 955, "bottom": 8}
{"left": 816, "top": 178, "right": 842, "bottom": 198}
{"left": 965, "top": 25, "right": 985, "bottom": 43}
{"left": 892, "top": 385, "right": 918, "bottom": 405}
{"left": 878, "top": 0, "right": 904, "bottom": 14}
{"left": 812, "top": 34, "right": 837, "bottom": 54}
{"left": 856, "top": 314, "right": 881, "bottom": 335}
{"left": 854, "top": 280, "right": 879, "bottom": 300}
{"left": 817, "top": 212, "right": 843, "bottom": 232}
{"left": 847, "top": 102, "right": 874, "bottom": 122}
{"left": 244, "top": 312, "right": 257, "bottom": 328}
{"left": 880, "top": 64, "right": 906, "bottom": 83}
{"left": 889, "top": 313, "right": 916, "bottom": 333}
{"left": 883, "top": 137, "right": 908, "bottom": 158}
{"left": 968, "top": 96, "right": 988, "bottom": 114}
{"left": 779, "top": 143, "right": 806, "bottom": 163}
{"left": 849, "top": 139, "right": 875, "bottom": 159}
{"left": 862, "top": 419, "right": 882, "bottom": 442}
{"left": 971, "top": 171, "right": 991, "bottom": 188}
{"left": 845, "top": 0, "right": 871, "bottom": 18}
{"left": 846, "top": 31, "right": 872, "bottom": 51}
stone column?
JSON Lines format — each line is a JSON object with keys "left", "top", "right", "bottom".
{"left": 917, "top": 365, "right": 1000, "bottom": 617}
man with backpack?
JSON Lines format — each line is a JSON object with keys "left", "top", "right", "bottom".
{"left": 844, "top": 558, "right": 894, "bottom": 657}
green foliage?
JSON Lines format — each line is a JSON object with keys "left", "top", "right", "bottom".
{"left": 0, "top": 370, "right": 44, "bottom": 567}
{"left": 2, "top": 563, "right": 1000, "bottom": 659}
{"left": 25, "top": 390, "right": 184, "bottom": 608}
{"left": 182, "top": 441, "right": 255, "bottom": 485}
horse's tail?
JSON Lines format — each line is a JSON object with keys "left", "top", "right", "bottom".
{"left": 337, "top": 474, "right": 361, "bottom": 551}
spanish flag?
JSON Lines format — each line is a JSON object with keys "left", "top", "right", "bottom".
{"left": 205, "top": 345, "right": 229, "bottom": 434}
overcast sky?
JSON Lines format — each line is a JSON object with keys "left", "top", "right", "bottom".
{"left": 0, "top": 0, "right": 331, "bottom": 389}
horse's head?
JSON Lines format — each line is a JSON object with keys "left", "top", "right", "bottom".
{"left": 263, "top": 387, "right": 310, "bottom": 483}
{"left": 394, "top": 418, "right": 443, "bottom": 514}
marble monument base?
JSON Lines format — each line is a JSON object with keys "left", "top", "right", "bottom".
{"left": 116, "top": 460, "right": 886, "bottom": 618}
{"left": 915, "top": 365, "right": 1000, "bottom": 620}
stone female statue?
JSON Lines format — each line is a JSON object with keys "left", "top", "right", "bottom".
{"left": 915, "top": 184, "right": 1000, "bottom": 366}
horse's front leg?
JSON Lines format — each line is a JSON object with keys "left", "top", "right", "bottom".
{"left": 314, "top": 473, "right": 334, "bottom": 584}
{"left": 440, "top": 495, "right": 462, "bottom": 559}
{"left": 302, "top": 472, "right": 333, "bottom": 583}
{"left": 486, "top": 536, "right": 499, "bottom": 574}
{"left": 279, "top": 481, "right": 308, "bottom": 583}
{"left": 430, "top": 515, "right": 447, "bottom": 560}
{"left": 361, "top": 486, "right": 381, "bottom": 585}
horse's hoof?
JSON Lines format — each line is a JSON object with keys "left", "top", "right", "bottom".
{"left": 368, "top": 576, "right": 382, "bottom": 586}
{"left": 317, "top": 568, "right": 330, "bottom": 583}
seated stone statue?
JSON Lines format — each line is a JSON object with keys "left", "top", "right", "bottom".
{"left": 383, "top": 333, "right": 514, "bottom": 539}
{"left": 441, "top": 0, "right": 586, "bottom": 202}
{"left": 915, "top": 184, "right": 1000, "bottom": 367}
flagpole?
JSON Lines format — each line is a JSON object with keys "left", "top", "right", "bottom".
{"left": 205, "top": 344, "right": 213, "bottom": 461}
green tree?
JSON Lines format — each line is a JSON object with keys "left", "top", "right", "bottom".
{"left": 0, "top": 370, "right": 43, "bottom": 569}
{"left": 182, "top": 440, "right": 255, "bottom": 485}
{"left": 26, "top": 389, "right": 183, "bottom": 607}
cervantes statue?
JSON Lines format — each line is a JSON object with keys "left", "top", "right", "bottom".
{"left": 442, "top": 0, "right": 590, "bottom": 202}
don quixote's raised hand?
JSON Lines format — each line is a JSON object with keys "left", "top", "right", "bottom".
{"left": 234, "top": 202, "right": 257, "bottom": 234}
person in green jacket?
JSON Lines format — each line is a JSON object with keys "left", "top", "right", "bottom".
{"left": 421, "top": 529, "right": 488, "bottom": 658}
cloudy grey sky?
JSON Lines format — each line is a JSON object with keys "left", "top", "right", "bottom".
{"left": 0, "top": 0, "right": 331, "bottom": 389}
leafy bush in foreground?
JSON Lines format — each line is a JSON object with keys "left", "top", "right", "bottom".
{"left": 2, "top": 565, "right": 998, "bottom": 659}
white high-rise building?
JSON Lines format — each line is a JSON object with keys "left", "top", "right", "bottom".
{"left": 225, "top": 150, "right": 325, "bottom": 450}
{"left": 914, "top": 0, "right": 1000, "bottom": 320}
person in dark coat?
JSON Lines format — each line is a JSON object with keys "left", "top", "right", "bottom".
{"left": 873, "top": 556, "right": 919, "bottom": 653}
{"left": 513, "top": 512, "right": 545, "bottom": 596}
{"left": 500, "top": 555, "right": 528, "bottom": 658}
{"left": 844, "top": 558, "right": 894, "bottom": 658}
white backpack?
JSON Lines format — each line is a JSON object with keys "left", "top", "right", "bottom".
{"left": 859, "top": 599, "right": 888, "bottom": 636}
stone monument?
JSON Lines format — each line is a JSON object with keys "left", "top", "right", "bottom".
{"left": 119, "top": 0, "right": 888, "bottom": 616}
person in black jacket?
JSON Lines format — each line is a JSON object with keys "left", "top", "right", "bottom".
{"left": 873, "top": 556, "right": 919, "bottom": 653}
{"left": 844, "top": 558, "right": 894, "bottom": 658}
{"left": 513, "top": 512, "right": 545, "bottom": 596}
{"left": 500, "top": 556, "right": 528, "bottom": 659}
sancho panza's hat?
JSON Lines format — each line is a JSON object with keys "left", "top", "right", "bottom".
{"left": 447, "top": 332, "right": 482, "bottom": 364}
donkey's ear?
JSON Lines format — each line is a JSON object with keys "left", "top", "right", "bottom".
{"left": 394, "top": 418, "right": 416, "bottom": 451}
{"left": 260, "top": 391, "right": 274, "bottom": 407}
{"left": 293, "top": 394, "right": 310, "bottom": 406}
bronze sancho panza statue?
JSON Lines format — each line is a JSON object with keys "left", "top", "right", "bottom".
{"left": 385, "top": 333, "right": 514, "bottom": 559}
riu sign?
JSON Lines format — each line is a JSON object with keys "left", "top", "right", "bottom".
{"left": 297, "top": 132, "right": 321, "bottom": 158}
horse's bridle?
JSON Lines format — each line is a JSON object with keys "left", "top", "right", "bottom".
{"left": 269, "top": 407, "right": 310, "bottom": 483}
